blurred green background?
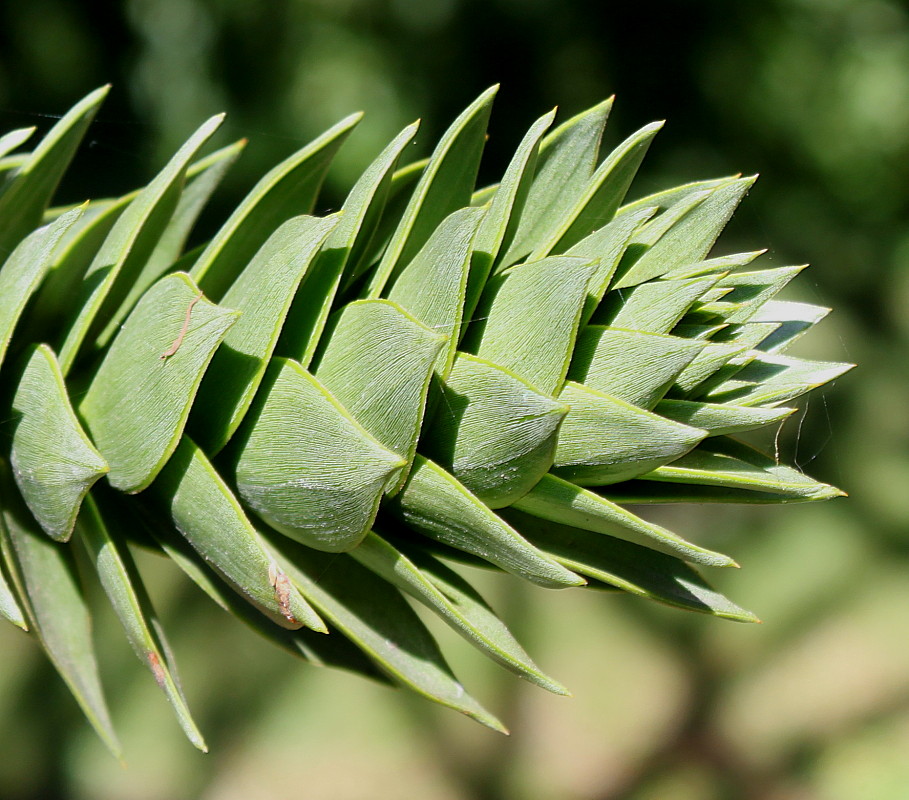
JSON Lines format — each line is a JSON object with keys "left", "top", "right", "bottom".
{"left": 1, "top": 0, "right": 907, "bottom": 798}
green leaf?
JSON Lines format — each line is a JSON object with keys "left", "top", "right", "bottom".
{"left": 654, "top": 399, "right": 794, "bottom": 435}
{"left": 385, "top": 206, "right": 485, "bottom": 376}
{"left": 366, "top": 85, "right": 496, "bottom": 295}
{"left": 597, "top": 274, "right": 720, "bottom": 334}
{"left": 0, "top": 127, "right": 34, "bottom": 160}
{"left": 511, "top": 473, "right": 736, "bottom": 567}
{"left": 79, "top": 272, "right": 238, "bottom": 493}
{"left": 569, "top": 327, "right": 705, "bottom": 408}
{"left": 386, "top": 455, "right": 584, "bottom": 588}
{"left": 268, "top": 534, "right": 508, "bottom": 733}
{"left": 58, "top": 115, "right": 224, "bottom": 374}
{"left": 232, "top": 358, "right": 405, "bottom": 552}
{"left": 0, "top": 467, "right": 120, "bottom": 756}
{"left": 150, "top": 522, "right": 388, "bottom": 682}
{"left": 618, "top": 176, "right": 735, "bottom": 217}
{"left": 0, "top": 87, "right": 107, "bottom": 257}
{"left": 0, "top": 207, "right": 83, "bottom": 371}
{"left": 151, "top": 437, "right": 325, "bottom": 631}
{"left": 10, "top": 345, "right": 108, "bottom": 541}
{"left": 470, "top": 109, "right": 554, "bottom": 302}
{"left": 0, "top": 535, "right": 27, "bottom": 629}
{"left": 505, "top": 510, "right": 758, "bottom": 622}
{"left": 529, "top": 120, "right": 663, "bottom": 258}
{"left": 498, "top": 99, "right": 613, "bottom": 266}
{"left": 640, "top": 437, "right": 844, "bottom": 500}
{"left": 698, "top": 265, "right": 805, "bottom": 325}
{"left": 603, "top": 481, "right": 842, "bottom": 505}
{"left": 671, "top": 341, "right": 748, "bottom": 395}
{"left": 313, "top": 299, "right": 445, "bottom": 493}
{"left": 76, "top": 495, "right": 207, "bottom": 751}
{"left": 190, "top": 113, "right": 362, "bottom": 299}
{"left": 352, "top": 532, "right": 568, "bottom": 694}
{"left": 750, "top": 300, "right": 831, "bottom": 353}
{"left": 189, "top": 214, "right": 340, "bottom": 453}
{"left": 95, "top": 140, "right": 246, "bottom": 347}
{"left": 565, "top": 204, "right": 657, "bottom": 326}
{"left": 280, "top": 122, "right": 419, "bottom": 365}
{"left": 465, "top": 256, "right": 596, "bottom": 395}
{"left": 25, "top": 196, "right": 133, "bottom": 341}
{"left": 705, "top": 352, "right": 853, "bottom": 407}
{"left": 554, "top": 382, "right": 707, "bottom": 485}
{"left": 613, "top": 176, "right": 754, "bottom": 289}
{"left": 422, "top": 353, "right": 568, "bottom": 508}
{"left": 350, "top": 157, "right": 428, "bottom": 285}
{"left": 672, "top": 249, "right": 767, "bottom": 280}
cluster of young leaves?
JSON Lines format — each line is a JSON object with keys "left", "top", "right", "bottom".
{"left": 0, "top": 86, "right": 851, "bottom": 755}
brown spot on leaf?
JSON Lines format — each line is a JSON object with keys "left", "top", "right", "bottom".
{"left": 269, "top": 563, "right": 298, "bottom": 625}
{"left": 147, "top": 651, "right": 166, "bottom": 688}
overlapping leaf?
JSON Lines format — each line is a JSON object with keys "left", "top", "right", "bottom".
{"left": 0, "top": 87, "right": 851, "bottom": 751}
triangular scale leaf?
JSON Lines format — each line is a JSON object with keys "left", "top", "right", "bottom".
{"left": 497, "top": 99, "right": 612, "bottom": 267}
{"left": 232, "top": 358, "right": 405, "bottom": 552}
{"left": 0, "top": 87, "right": 107, "bottom": 257}
{"left": 597, "top": 274, "right": 720, "bottom": 334}
{"left": 150, "top": 437, "right": 325, "bottom": 630}
{"left": 10, "top": 345, "right": 108, "bottom": 541}
{"left": 472, "top": 109, "right": 555, "bottom": 298}
{"left": 313, "top": 299, "right": 445, "bottom": 493}
{"left": 512, "top": 473, "right": 736, "bottom": 567}
{"left": 565, "top": 205, "right": 657, "bottom": 326}
{"left": 465, "top": 256, "right": 596, "bottom": 396}
{"left": 0, "top": 468, "right": 120, "bottom": 756}
{"left": 97, "top": 140, "right": 246, "bottom": 346}
{"left": 385, "top": 206, "right": 484, "bottom": 377}
{"left": 79, "top": 272, "right": 238, "bottom": 492}
{"left": 0, "top": 127, "right": 34, "bottom": 160}
{"left": 614, "top": 176, "right": 755, "bottom": 289}
{"left": 554, "top": 381, "right": 707, "bottom": 485}
{"left": 705, "top": 353, "right": 853, "bottom": 407}
{"left": 640, "top": 437, "right": 844, "bottom": 500}
{"left": 530, "top": 120, "right": 663, "bottom": 258}
{"left": 505, "top": 510, "right": 758, "bottom": 622}
{"left": 58, "top": 114, "right": 224, "bottom": 374}
{"left": 750, "top": 300, "right": 831, "bottom": 353}
{"left": 386, "top": 455, "right": 585, "bottom": 588}
{"left": 366, "top": 86, "right": 496, "bottom": 296}
{"left": 351, "top": 532, "right": 568, "bottom": 694}
{"left": 655, "top": 399, "right": 794, "bottom": 435}
{"left": 152, "top": 523, "right": 388, "bottom": 682}
{"left": 189, "top": 214, "right": 340, "bottom": 453}
{"left": 190, "top": 113, "right": 361, "bottom": 299}
{"left": 76, "top": 495, "right": 207, "bottom": 751}
{"left": 0, "top": 207, "right": 83, "bottom": 371}
{"left": 569, "top": 326, "right": 705, "bottom": 408}
{"left": 422, "top": 352, "right": 568, "bottom": 507}
{"left": 280, "top": 122, "right": 419, "bottom": 365}
{"left": 268, "top": 533, "right": 508, "bottom": 733}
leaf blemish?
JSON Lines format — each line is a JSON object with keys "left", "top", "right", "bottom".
{"left": 269, "top": 562, "right": 297, "bottom": 624}
{"left": 160, "top": 290, "right": 203, "bottom": 359}
{"left": 147, "top": 651, "right": 166, "bottom": 688}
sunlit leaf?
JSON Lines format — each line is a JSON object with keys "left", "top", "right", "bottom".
{"left": 189, "top": 214, "right": 340, "bottom": 453}
{"left": 10, "top": 345, "right": 107, "bottom": 541}
{"left": 386, "top": 455, "right": 585, "bottom": 588}
{"left": 77, "top": 495, "right": 207, "bottom": 750}
{"left": 269, "top": 533, "right": 508, "bottom": 733}
{"left": 79, "top": 272, "right": 238, "bottom": 492}
{"left": 232, "top": 358, "right": 405, "bottom": 552}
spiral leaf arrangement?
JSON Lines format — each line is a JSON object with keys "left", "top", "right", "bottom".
{"left": 0, "top": 86, "right": 851, "bottom": 753}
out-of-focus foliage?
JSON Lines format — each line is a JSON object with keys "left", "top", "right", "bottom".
{"left": 0, "top": 1, "right": 905, "bottom": 799}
